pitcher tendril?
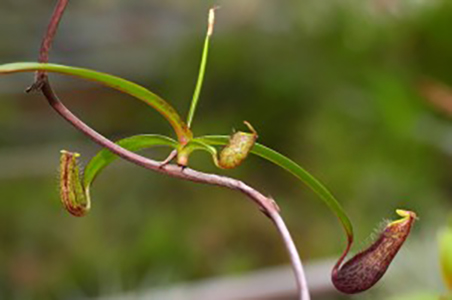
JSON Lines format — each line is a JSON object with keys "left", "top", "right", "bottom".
{"left": 59, "top": 150, "right": 90, "bottom": 217}
{"left": 332, "top": 209, "right": 417, "bottom": 294}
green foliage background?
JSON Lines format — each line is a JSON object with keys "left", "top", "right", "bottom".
{"left": 0, "top": 0, "right": 451, "bottom": 299}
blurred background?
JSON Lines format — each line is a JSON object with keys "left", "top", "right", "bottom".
{"left": 0, "top": 0, "right": 451, "bottom": 299}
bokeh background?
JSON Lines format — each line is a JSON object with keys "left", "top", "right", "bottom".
{"left": 0, "top": 0, "right": 451, "bottom": 299}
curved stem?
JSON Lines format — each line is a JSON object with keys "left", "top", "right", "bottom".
{"left": 11, "top": 62, "right": 193, "bottom": 144}
{"left": 24, "top": 0, "right": 191, "bottom": 144}
{"left": 27, "top": 0, "right": 69, "bottom": 91}
{"left": 269, "top": 210, "right": 310, "bottom": 300}
{"left": 29, "top": 3, "right": 310, "bottom": 298}
{"left": 196, "top": 135, "right": 354, "bottom": 242}
{"left": 40, "top": 80, "right": 310, "bottom": 299}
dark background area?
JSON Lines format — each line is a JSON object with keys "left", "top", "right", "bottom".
{"left": 0, "top": 0, "right": 451, "bottom": 299}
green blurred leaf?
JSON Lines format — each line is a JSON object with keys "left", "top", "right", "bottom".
{"left": 196, "top": 135, "right": 354, "bottom": 240}
{"left": 186, "top": 8, "right": 216, "bottom": 128}
{"left": 83, "top": 134, "right": 178, "bottom": 189}
{"left": 178, "top": 139, "right": 219, "bottom": 166}
{"left": 389, "top": 292, "right": 442, "bottom": 300}
{"left": 0, "top": 62, "right": 192, "bottom": 143}
{"left": 439, "top": 226, "right": 452, "bottom": 291}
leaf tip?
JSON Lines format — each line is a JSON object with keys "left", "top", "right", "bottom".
{"left": 208, "top": 6, "right": 220, "bottom": 37}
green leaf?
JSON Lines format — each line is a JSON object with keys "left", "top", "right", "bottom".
{"left": 180, "top": 139, "right": 219, "bottom": 158}
{"left": 0, "top": 62, "right": 192, "bottom": 143}
{"left": 389, "top": 292, "right": 442, "bottom": 300}
{"left": 76, "top": 131, "right": 354, "bottom": 241}
{"left": 177, "top": 139, "right": 220, "bottom": 167}
{"left": 57, "top": 134, "right": 176, "bottom": 217}
{"left": 186, "top": 8, "right": 216, "bottom": 128}
{"left": 83, "top": 134, "right": 178, "bottom": 189}
{"left": 439, "top": 226, "right": 452, "bottom": 291}
{"left": 196, "top": 135, "right": 354, "bottom": 239}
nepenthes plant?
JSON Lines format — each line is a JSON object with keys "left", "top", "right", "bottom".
{"left": 0, "top": 1, "right": 418, "bottom": 299}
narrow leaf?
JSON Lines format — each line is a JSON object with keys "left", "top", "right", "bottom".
{"left": 83, "top": 134, "right": 178, "bottom": 188}
{"left": 186, "top": 7, "right": 218, "bottom": 128}
{"left": 176, "top": 139, "right": 219, "bottom": 166}
{"left": 0, "top": 62, "right": 192, "bottom": 143}
{"left": 196, "top": 135, "right": 354, "bottom": 239}
{"left": 439, "top": 226, "right": 452, "bottom": 291}
{"left": 58, "top": 135, "right": 177, "bottom": 217}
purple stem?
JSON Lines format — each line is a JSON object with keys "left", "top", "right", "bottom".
{"left": 28, "top": 0, "right": 69, "bottom": 91}
{"left": 29, "top": 1, "right": 311, "bottom": 299}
